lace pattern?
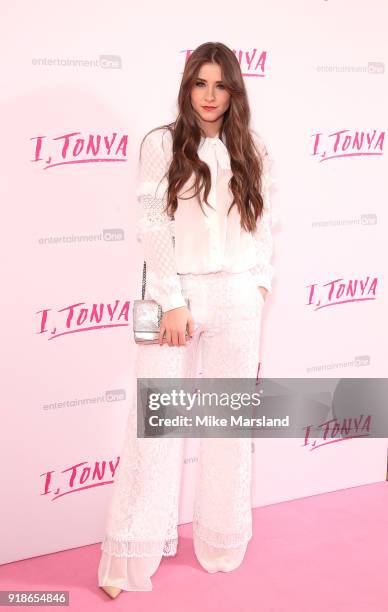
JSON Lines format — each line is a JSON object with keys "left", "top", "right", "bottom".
{"left": 100, "top": 535, "right": 178, "bottom": 558}
{"left": 135, "top": 127, "right": 276, "bottom": 300}
{"left": 135, "top": 129, "right": 185, "bottom": 312}
{"left": 98, "top": 270, "right": 262, "bottom": 589}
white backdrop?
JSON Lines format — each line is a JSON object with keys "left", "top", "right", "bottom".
{"left": 1, "top": 0, "right": 387, "bottom": 564}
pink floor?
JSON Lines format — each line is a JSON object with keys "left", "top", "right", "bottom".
{"left": 1, "top": 482, "right": 388, "bottom": 611}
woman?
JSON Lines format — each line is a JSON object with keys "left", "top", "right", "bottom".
{"left": 98, "top": 41, "right": 275, "bottom": 598}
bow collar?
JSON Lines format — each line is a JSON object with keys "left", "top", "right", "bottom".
{"left": 197, "top": 132, "right": 231, "bottom": 171}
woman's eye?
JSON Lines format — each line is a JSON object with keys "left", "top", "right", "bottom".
{"left": 195, "top": 82, "right": 225, "bottom": 89}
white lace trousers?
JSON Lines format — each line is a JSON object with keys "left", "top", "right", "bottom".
{"left": 98, "top": 270, "right": 264, "bottom": 591}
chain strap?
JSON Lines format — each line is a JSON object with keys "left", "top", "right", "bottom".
{"left": 141, "top": 260, "right": 147, "bottom": 300}
{"left": 141, "top": 234, "right": 175, "bottom": 303}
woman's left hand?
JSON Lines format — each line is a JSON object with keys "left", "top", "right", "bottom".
{"left": 258, "top": 286, "right": 268, "bottom": 302}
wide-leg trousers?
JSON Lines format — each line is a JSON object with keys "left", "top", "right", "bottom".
{"left": 98, "top": 269, "right": 264, "bottom": 591}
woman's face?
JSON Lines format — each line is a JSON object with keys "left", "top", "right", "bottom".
{"left": 190, "top": 62, "right": 231, "bottom": 134}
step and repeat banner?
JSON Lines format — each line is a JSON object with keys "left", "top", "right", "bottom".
{"left": 1, "top": 0, "right": 387, "bottom": 563}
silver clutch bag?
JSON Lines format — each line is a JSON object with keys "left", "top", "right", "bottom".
{"left": 133, "top": 260, "right": 190, "bottom": 344}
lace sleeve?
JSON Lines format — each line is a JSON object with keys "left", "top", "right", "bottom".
{"left": 249, "top": 133, "right": 276, "bottom": 293}
{"left": 135, "top": 128, "right": 187, "bottom": 312}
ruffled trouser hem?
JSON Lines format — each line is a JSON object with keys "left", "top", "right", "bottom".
{"left": 98, "top": 526, "right": 251, "bottom": 591}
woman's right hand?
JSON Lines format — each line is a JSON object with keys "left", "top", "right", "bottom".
{"left": 159, "top": 306, "right": 195, "bottom": 347}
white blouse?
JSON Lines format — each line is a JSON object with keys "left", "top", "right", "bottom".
{"left": 135, "top": 127, "right": 275, "bottom": 312}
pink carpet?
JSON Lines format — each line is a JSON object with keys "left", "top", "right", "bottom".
{"left": 1, "top": 482, "right": 387, "bottom": 611}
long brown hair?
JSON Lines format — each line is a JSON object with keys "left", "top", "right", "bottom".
{"left": 140, "top": 41, "right": 266, "bottom": 233}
